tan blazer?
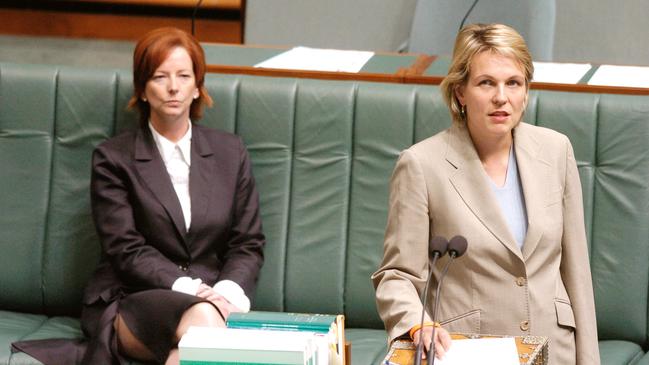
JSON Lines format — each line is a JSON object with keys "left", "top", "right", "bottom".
{"left": 372, "top": 122, "right": 600, "bottom": 365}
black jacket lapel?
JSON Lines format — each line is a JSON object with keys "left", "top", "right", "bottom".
{"left": 134, "top": 127, "right": 188, "bottom": 238}
{"left": 188, "top": 126, "right": 215, "bottom": 237}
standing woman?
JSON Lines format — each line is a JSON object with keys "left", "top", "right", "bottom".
{"left": 372, "top": 23, "right": 599, "bottom": 364}
{"left": 14, "top": 27, "right": 265, "bottom": 364}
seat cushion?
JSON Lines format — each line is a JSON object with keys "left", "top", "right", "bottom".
{"left": 1, "top": 311, "right": 146, "bottom": 365}
{"left": 0, "top": 311, "right": 45, "bottom": 365}
{"left": 599, "top": 340, "right": 644, "bottom": 365}
{"left": 632, "top": 351, "right": 649, "bottom": 365}
{"left": 0, "top": 311, "right": 81, "bottom": 365}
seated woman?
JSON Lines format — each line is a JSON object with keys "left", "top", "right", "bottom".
{"left": 13, "top": 27, "right": 265, "bottom": 365}
{"left": 372, "top": 23, "right": 600, "bottom": 365}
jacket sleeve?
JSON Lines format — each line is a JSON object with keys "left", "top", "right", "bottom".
{"left": 559, "top": 139, "right": 601, "bottom": 364}
{"left": 217, "top": 138, "right": 265, "bottom": 299}
{"left": 372, "top": 149, "right": 432, "bottom": 342}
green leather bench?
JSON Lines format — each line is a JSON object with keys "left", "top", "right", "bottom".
{"left": 1, "top": 62, "right": 648, "bottom": 364}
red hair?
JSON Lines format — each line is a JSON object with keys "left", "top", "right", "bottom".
{"left": 128, "top": 27, "right": 213, "bottom": 125}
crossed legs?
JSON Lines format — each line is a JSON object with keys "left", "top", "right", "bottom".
{"left": 114, "top": 302, "right": 225, "bottom": 365}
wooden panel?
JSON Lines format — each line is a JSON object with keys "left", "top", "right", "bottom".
{"left": 207, "top": 64, "right": 406, "bottom": 84}
{"left": 60, "top": 0, "right": 241, "bottom": 10}
{"left": 0, "top": 8, "right": 241, "bottom": 43}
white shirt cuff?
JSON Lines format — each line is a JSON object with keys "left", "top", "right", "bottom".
{"left": 172, "top": 276, "right": 202, "bottom": 295}
{"left": 213, "top": 280, "right": 251, "bottom": 312}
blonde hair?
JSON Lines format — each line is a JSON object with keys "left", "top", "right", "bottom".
{"left": 440, "top": 23, "right": 534, "bottom": 124}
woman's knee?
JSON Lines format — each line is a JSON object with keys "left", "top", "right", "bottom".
{"left": 181, "top": 302, "right": 225, "bottom": 327}
{"left": 175, "top": 302, "right": 224, "bottom": 342}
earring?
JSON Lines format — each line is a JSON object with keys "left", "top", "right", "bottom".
{"left": 142, "top": 97, "right": 147, "bottom": 102}
{"left": 460, "top": 104, "right": 466, "bottom": 118}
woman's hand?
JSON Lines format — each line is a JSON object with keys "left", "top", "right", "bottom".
{"left": 412, "top": 325, "right": 452, "bottom": 360}
{"left": 195, "top": 284, "right": 242, "bottom": 319}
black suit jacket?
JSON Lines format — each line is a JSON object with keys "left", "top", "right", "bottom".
{"left": 84, "top": 123, "right": 265, "bottom": 307}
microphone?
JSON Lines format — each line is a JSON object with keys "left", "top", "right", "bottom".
{"left": 191, "top": 0, "right": 205, "bottom": 37}
{"left": 414, "top": 236, "right": 448, "bottom": 365}
{"left": 458, "top": 0, "right": 480, "bottom": 32}
{"left": 428, "top": 235, "right": 468, "bottom": 364}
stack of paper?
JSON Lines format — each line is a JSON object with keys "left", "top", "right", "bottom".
{"left": 179, "top": 326, "right": 319, "bottom": 365}
{"left": 254, "top": 46, "right": 374, "bottom": 73}
{"left": 532, "top": 61, "right": 592, "bottom": 84}
{"left": 588, "top": 65, "right": 649, "bottom": 88}
{"left": 436, "top": 337, "right": 520, "bottom": 365}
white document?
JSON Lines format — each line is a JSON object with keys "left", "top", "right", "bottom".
{"left": 254, "top": 46, "right": 374, "bottom": 73}
{"left": 532, "top": 61, "right": 591, "bottom": 84}
{"left": 588, "top": 64, "right": 649, "bottom": 88}
{"left": 435, "top": 337, "right": 520, "bottom": 365}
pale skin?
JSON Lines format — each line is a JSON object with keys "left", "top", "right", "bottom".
{"left": 413, "top": 50, "right": 528, "bottom": 360}
{"left": 456, "top": 50, "right": 528, "bottom": 186}
{"left": 413, "top": 326, "right": 453, "bottom": 361}
{"left": 144, "top": 46, "right": 199, "bottom": 142}
{"left": 113, "top": 47, "right": 243, "bottom": 365}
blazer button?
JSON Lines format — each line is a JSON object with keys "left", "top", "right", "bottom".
{"left": 520, "top": 320, "right": 530, "bottom": 331}
{"left": 516, "top": 277, "right": 526, "bottom": 286}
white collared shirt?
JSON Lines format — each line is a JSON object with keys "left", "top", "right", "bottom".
{"left": 149, "top": 121, "right": 192, "bottom": 231}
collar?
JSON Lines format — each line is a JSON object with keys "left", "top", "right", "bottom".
{"left": 148, "top": 121, "right": 192, "bottom": 166}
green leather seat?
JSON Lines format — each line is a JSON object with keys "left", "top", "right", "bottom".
{"left": 1, "top": 62, "right": 649, "bottom": 364}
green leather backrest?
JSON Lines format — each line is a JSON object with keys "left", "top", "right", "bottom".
{"left": 590, "top": 94, "right": 649, "bottom": 344}
{"left": 0, "top": 64, "right": 55, "bottom": 314}
{"left": 0, "top": 64, "right": 121, "bottom": 316}
{"left": 1, "top": 63, "right": 649, "bottom": 346}
{"left": 526, "top": 91, "right": 649, "bottom": 345}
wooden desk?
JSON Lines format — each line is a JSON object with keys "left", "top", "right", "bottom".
{"left": 202, "top": 44, "right": 649, "bottom": 95}
{"left": 0, "top": 0, "right": 243, "bottom": 43}
{"left": 409, "top": 55, "right": 649, "bottom": 95}
{"left": 203, "top": 43, "right": 434, "bottom": 84}
{"left": 383, "top": 336, "right": 548, "bottom": 365}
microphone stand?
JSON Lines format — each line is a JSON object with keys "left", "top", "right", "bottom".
{"left": 458, "top": 0, "right": 480, "bottom": 32}
{"left": 428, "top": 235, "right": 468, "bottom": 364}
{"left": 414, "top": 252, "right": 442, "bottom": 365}
{"left": 428, "top": 252, "right": 456, "bottom": 364}
{"left": 191, "top": 0, "right": 205, "bottom": 36}
{"left": 414, "top": 236, "right": 448, "bottom": 365}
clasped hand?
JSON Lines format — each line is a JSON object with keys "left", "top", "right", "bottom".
{"left": 195, "top": 284, "right": 243, "bottom": 319}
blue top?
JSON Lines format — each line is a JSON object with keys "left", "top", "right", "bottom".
{"left": 490, "top": 147, "right": 528, "bottom": 250}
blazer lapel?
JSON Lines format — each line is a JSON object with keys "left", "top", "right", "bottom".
{"left": 514, "top": 124, "right": 550, "bottom": 260}
{"left": 446, "top": 123, "right": 523, "bottom": 261}
{"left": 187, "top": 126, "right": 215, "bottom": 237}
{"left": 134, "top": 127, "right": 188, "bottom": 238}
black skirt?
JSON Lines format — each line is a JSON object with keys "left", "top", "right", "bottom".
{"left": 12, "top": 289, "right": 220, "bottom": 365}
{"left": 118, "top": 289, "right": 222, "bottom": 363}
